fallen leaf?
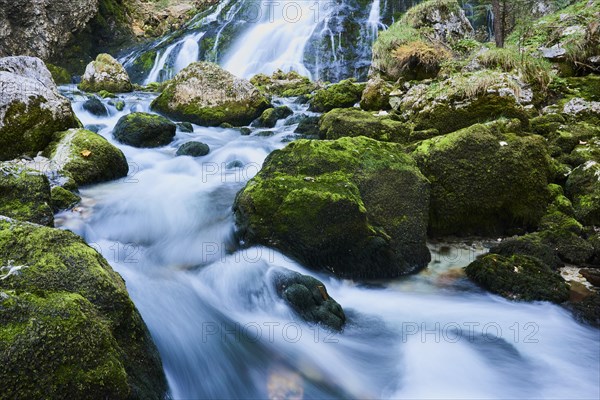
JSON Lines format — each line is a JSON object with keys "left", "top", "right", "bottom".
{"left": 81, "top": 149, "right": 92, "bottom": 157}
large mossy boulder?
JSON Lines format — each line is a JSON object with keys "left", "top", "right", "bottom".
{"left": 413, "top": 120, "right": 553, "bottom": 236}
{"left": 308, "top": 79, "right": 366, "bottom": 113}
{"left": 0, "top": 218, "right": 167, "bottom": 399}
{"left": 370, "top": 0, "right": 472, "bottom": 82}
{"left": 151, "top": 62, "right": 270, "bottom": 127}
{"left": 44, "top": 129, "right": 129, "bottom": 186}
{"left": 256, "top": 106, "right": 293, "bottom": 128}
{"left": 566, "top": 161, "right": 600, "bottom": 226}
{"left": 78, "top": 54, "right": 133, "bottom": 93}
{"left": 234, "top": 137, "right": 431, "bottom": 279}
{"left": 250, "top": 69, "right": 319, "bottom": 97}
{"left": 394, "top": 70, "right": 532, "bottom": 135}
{"left": 319, "top": 108, "right": 410, "bottom": 142}
{"left": 465, "top": 254, "right": 570, "bottom": 303}
{"left": 0, "top": 56, "right": 80, "bottom": 161}
{"left": 0, "top": 163, "right": 53, "bottom": 226}
{"left": 272, "top": 269, "right": 345, "bottom": 331}
{"left": 360, "top": 76, "right": 393, "bottom": 111}
{"left": 113, "top": 112, "right": 176, "bottom": 148}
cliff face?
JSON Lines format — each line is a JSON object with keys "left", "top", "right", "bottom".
{"left": 0, "top": 0, "right": 99, "bottom": 60}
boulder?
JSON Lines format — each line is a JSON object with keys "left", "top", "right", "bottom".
{"left": 234, "top": 137, "right": 431, "bottom": 279}
{"left": 465, "top": 254, "right": 570, "bottom": 303}
{"left": 490, "top": 235, "right": 564, "bottom": 270}
{"left": 308, "top": 79, "right": 365, "bottom": 113}
{"left": 176, "top": 142, "right": 210, "bottom": 157}
{"left": 272, "top": 269, "right": 345, "bottom": 331}
{"left": 82, "top": 97, "right": 108, "bottom": 117}
{"left": 113, "top": 112, "right": 176, "bottom": 148}
{"left": 0, "top": 163, "right": 53, "bottom": 226}
{"left": 394, "top": 70, "right": 532, "bottom": 135}
{"left": 0, "top": 56, "right": 80, "bottom": 161}
{"left": 250, "top": 70, "right": 319, "bottom": 97}
{"left": 79, "top": 54, "right": 133, "bottom": 94}
{"left": 44, "top": 129, "right": 129, "bottom": 186}
{"left": 293, "top": 116, "right": 320, "bottom": 137}
{"left": 50, "top": 186, "right": 80, "bottom": 212}
{"left": 256, "top": 106, "right": 293, "bottom": 128}
{"left": 360, "top": 76, "right": 393, "bottom": 111}
{"left": 413, "top": 120, "right": 553, "bottom": 236}
{"left": 319, "top": 108, "right": 411, "bottom": 142}
{"left": 566, "top": 161, "right": 600, "bottom": 226}
{"left": 0, "top": 218, "right": 167, "bottom": 399}
{"left": 401, "top": 0, "right": 475, "bottom": 44}
{"left": 151, "top": 62, "right": 270, "bottom": 127}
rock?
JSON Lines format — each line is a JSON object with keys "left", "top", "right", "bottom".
{"left": 580, "top": 268, "right": 600, "bottom": 286}
{"left": 151, "top": 62, "right": 270, "bottom": 127}
{"left": 234, "top": 137, "right": 431, "bottom": 279}
{"left": 0, "top": 0, "right": 98, "bottom": 60}
{"left": 402, "top": 0, "right": 475, "bottom": 44}
{"left": 255, "top": 130, "right": 274, "bottom": 137}
{"left": 0, "top": 218, "right": 167, "bottom": 399}
{"left": 562, "top": 97, "right": 600, "bottom": 123}
{"left": 568, "top": 280, "right": 594, "bottom": 302}
{"left": 0, "top": 56, "right": 80, "bottom": 161}
{"left": 114, "top": 101, "right": 125, "bottom": 112}
{"left": 250, "top": 70, "right": 319, "bottom": 97}
{"left": 44, "top": 129, "right": 129, "bottom": 186}
{"left": 256, "top": 106, "right": 293, "bottom": 128}
{"left": 220, "top": 122, "right": 234, "bottom": 129}
{"left": 239, "top": 127, "right": 252, "bottom": 136}
{"left": 46, "top": 63, "right": 71, "bottom": 85}
{"left": 293, "top": 116, "right": 320, "bottom": 137}
{"left": 360, "top": 76, "right": 393, "bottom": 111}
{"left": 79, "top": 54, "right": 133, "bottom": 94}
{"left": 0, "top": 163, "right": 53, "bottom": 226}
{"left": 319, "top": 108, "right": 410, "bottom": 142}
{"left": 537, "top": 212, "right": 594, "bottom": 264}
{"left": 490, "top": 235, "right": 564, "bottom": 270}
{"left": 465, "top": 254, "right": 570, "bottom": 303}
{"left": 272, "top": 269, "right": 346, "bottom": 331}
{"left": 84, "top": 124, "right": 107, "bottom": 134}
{"left": 308, "top": 79, "right": 365, "bottom": 113}
{"left": 413, "top": 120, "right": 553, "bottom": 236}
{"left": 568, "top": 292, "right": 600, "bottom": 327}
{"left": 82, "top": 98, "right": 108, "bottom": 117}
{"left": 50, "top": 186, "right": 80, "bottom": 212}
{"left": 176, "top": 142, "right": 210, "bottom": 157}
{"left": 395, "top": 70, "right": 532, "bottom": 135}
{"left": 566, "top": 161, "right": 600, "bottom": 226}
{"left": 113, "top": 112, "right": 176, "bottom": 148}
{"left": 177, "top": 122, "right": 194, "bottom": 133}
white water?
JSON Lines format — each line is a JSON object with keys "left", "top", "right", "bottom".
{"left": 145, "top": 31, "right": 205, "bottom": 84}
{"left": 221, "top": 1, "right": 333, "bottom": 79}
{"left": 56, "top": 88, "right": 600, "bottom": 399}
{"left": 367, "top": 0, "right": 383, "bottom": 39}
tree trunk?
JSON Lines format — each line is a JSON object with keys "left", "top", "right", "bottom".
{"left": 492, "top": 0, "right": 505, "bottom": 48}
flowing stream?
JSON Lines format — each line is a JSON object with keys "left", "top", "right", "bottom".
{"left": 54, "top": 88, "right": 600, "bottom": 399}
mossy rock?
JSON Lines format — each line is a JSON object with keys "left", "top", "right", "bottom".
{"left": 293, "top": 116, "right": 320, "bottom": 137}
{"left": 413, "top": 120, "right": 553, "bottom": 236}
{"left": 44, "top": 129, "right": 129, "bottom": 186}
{"left": 256, "top": 106, "right": 293, "bottom": 128}
{"left": 0, "top": 218, "right": 167, "bottom": 399}
{"left": 250, "top": 70, "right": 318, "bottom": 97}
{"left": 531, "top": 113, "right": 566, "bottom": 137}
{"left": 565, "top": 161, "right": 600, "bottom": 226}
{"left": 319, "top": 108, "right": 411, "bottom": 143}
{"left": 537, "top": 212, "right": 595, "bottom": 264}
{"left": 46, "top": 63, "right": 71, "bottom": 85}
{"left": 176, "top": 142, "right": 210, "bottom": 157}
{"left": 272, "top": 269, "right": 346, "bottom": 331}
{"left": 360, "top": 76, "right": 393, "bottom": 111}
{"left": 465, "top": 254, "right": 570, "bottom": 303}
{"left": 78, "top": 54, "right": 133, "bottom": 93}
{"left": 490, "top": 235, "right": 564, "bottom": 270}
{"left": 308, "top": 80, "right": 366, "bottom": 113}
{"left": 128, "top": 50, "right": 158, "bottom": 84}
{"left": 568, "top": 293, "right": 600, "bottom": 327}
{"left": 234, "top": 136, "right": 431, "bottom": 279}
{"left": 177, "top": 122, "right": 194, "bottom": 133}
{"left": 151, "top": 62, "right": 270, "bottom": 127}
{"left": 82, "top": 98, "right": 109, "bottom": 117}
{"left": 113, "top": 112, "right": 176, "bottom": 148}
{"left": 50, "top": 186, "right": 81, "bottom": 212}
{"left": 0, "top": 163, "right": 53, "bottom": 226}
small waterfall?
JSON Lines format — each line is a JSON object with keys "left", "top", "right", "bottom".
{"left": 367, "top": 0, "right": 383, "bottom": 39}
{"left": 145, "top": 32, "right": 205, "bottom": 84}
{"left": 173, "top": 32, "right": 205, "bottom": 75}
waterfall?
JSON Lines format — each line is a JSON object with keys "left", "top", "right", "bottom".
{"left": 367, "top": 0, "right": 383, "bottom": 39}
{"left": 145, "top": 32, "right": 205, "bottom": 84}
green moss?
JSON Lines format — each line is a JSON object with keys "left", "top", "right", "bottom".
{"left": 44, "top": 129, "right": 128, "bottom": 186}
{"left": 0, "top": 219, "right": 167, "bottom": 399}
{"left": 0, "top": 97, "right": 80, "bottom": 161}
{"left": 319, "top": 108, "right": 411, "bottom": 143}
{"left": 129, "top": 50, "right": 158, "bottom": 83}
{"left": 566, "top": 160, "right": 600, "bottom": 226}
{"left": 308, "top": 80, "right": 366, "bottom": 113}
{"left": 465, "top": 254, "right": 569, "bottom": 303}
{"left": 50, "top": 186, "right": 81, "bottom": 212}
{"left": 78, "top": 53, "right": 133, "bottom": 93}
{"left": 250, "top": 70, "right": 318, "bottom": 97}
{"left": 46, "top": 64, "right": 71, "bottom": 85}
{"left": 413, "top": 120, "right": 553, "bottom": 236}
{"left": 256, "top": 106, "right": 293, "bottom": 128}
{"left": 234, "top": 136, "right": 431, "bottom": 279}
{"left": 113, "top": 113, "right": 176, "bottom": 148}
{"left": 0, "top": 163, "right": 53, "bottom": 226}
{"left": 360, "top": 77, "right": 393, "bottom": 111}
{"left": 97, "top": 90, "right": 116, "bottom": 99}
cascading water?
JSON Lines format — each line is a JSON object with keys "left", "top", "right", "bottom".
{"left": 144, "top": 31, "right": 206, "bottom": 84}
{"left": 55, "top": 85, "right": 600, "bottom": 399}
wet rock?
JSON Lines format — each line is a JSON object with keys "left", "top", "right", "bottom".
{"left": 79, "top": 54, "right": 133, "bottom": 93}
{"left": 176, "top": 142, "right": 210, "bottom": 157}
{"left": 308, "top": 79, "right": 365, "bottom": 113}
{"left": 113, "top": 112, "right": 176, "bottom": 148}
{"left": 580, "top": 268, "right": 600, "bottom": 287}
{"left": 256, "top": 106, "right": 293, "bottom": 128}
{"left": 82, "top": 97, "right": 108, "bottom": 117}
{"left": 50, "top": 186, "right": 80, "bottom": 212}
{"left": 178, "top": 122, "right": 194, "bottom": 133}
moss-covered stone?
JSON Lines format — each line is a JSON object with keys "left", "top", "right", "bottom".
{"left": 82, "top": 98, "right": 108, "bottom": 117}
{"left": 293, "top": 116, "right": 320, "bottom": 137}
{"left": 50, "top": 186, "right": 81, "bottom": 212}
{"left": 176, "top": 141, "right": 210, "bottom": 157}
{"left": 537, "top": 211, "right": 594, "bottom": 264}
{"left": 256, "top": 106, "right": 293, "bottom": 128}
{"left": 413, "top": 120, "right": 553, "bottom": 236}
{"left": 44, "top": 129, "right": 128, "bottom": 186}
{"left": 568, "top": 292, "right": 600, "bottom": 327}
{"left": 565, "top": 160, "right": 600, "bottom": 226}
{"left": 0, "top": 218, "right": 167, "bottom": 399}
{"left": 490, "top": 235, "right": 564, "bottom": 270}
{"left": 272, "top": 269, "right": 345, "bottom": 331}
{"left": 46, "top": 63, "right": 71, "bottom": 85}
{"left": 113, "top": 112, "right": 176, "bottom": 148}
{"left": 308, "top": 80, "right": 366, "bottom": 113}
{"left": 0, "top": 163, "right": 53, "bottom": 226}
{"left": 250, "top": 70, "right": 319, "bottom": 97}
{"left": 360, "top": 76, "right": 393, "bottom": 111}
{"left": 465, "top": 254, "right": 570, "bottom": 303}
{"left": 319, "top": 108, "right": 411, "bottom": 143}
{"left": 151, "top": 62, "right": 270, "bottom": 127}
{"left": 78, "top": 53, "right": 133, "bottom": 93}
{"left": 234, "top": 136, "right": 431, "bottom": 279}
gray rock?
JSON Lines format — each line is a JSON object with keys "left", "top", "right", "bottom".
{"left": 176, "top": 142, "right": 210, "bottom": 157}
